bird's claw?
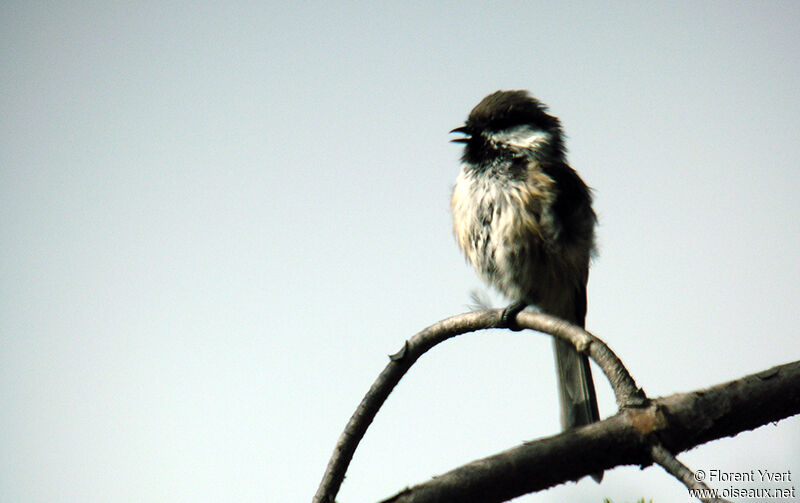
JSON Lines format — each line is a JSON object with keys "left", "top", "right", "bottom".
{"left": 500, "top": 302, "right": 527, "bottom": 331}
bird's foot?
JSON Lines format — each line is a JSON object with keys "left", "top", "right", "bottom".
{"left": 500, "top": 302, "right": 527, "bottom": 331}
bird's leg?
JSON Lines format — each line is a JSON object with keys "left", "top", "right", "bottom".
{"left": 500, "top": 301, "right": 527, "bottom": 331}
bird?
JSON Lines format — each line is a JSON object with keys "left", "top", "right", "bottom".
{"left": 450, "top": 90, "right": 602, "bottom": 481}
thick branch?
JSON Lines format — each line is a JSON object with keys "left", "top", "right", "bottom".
{"left": 380, "top": 361, "right": 800, "bottom": 503}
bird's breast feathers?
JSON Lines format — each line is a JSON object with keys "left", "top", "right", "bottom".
{"left": 451, "top": 160, "right": 562, "bottom": 291}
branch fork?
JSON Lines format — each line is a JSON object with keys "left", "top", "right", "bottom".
{"left": 313, "top": 309, "right": 798, "bottom": 503}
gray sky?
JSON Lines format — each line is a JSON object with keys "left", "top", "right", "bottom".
{"left": 2, "top": 2, "right": 799, "bottom": 502}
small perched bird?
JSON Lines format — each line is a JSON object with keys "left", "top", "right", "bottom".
{"left": 450, "top": 90, "right": 601, "bottom": 480}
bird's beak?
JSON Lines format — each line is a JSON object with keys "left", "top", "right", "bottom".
{"left": 449, "top": 126, "right": 471, "bottom": 144}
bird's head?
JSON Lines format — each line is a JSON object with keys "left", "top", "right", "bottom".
{"left": 451, "top": 90, "right": 565, "bottom": 165}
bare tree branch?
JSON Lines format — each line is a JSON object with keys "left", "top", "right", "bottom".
{"left": 650, "top": 443, "right": 730, "bottom": 503}
{"left": 312, "top": 309, "right": 799, "bottom": 503}
{"left": 380, "top": 361, "right": 800, "bottom": 503}
{"left": 514, "top": 311, "right": 646, "bottom": 408}
{"left": 313, "top": 309, "right": 650, "bottom": 502}
{"left": 313, "top": 310, "right": 499, "bottom": 503}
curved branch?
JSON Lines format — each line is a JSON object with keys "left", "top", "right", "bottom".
{"left": 515, "top": 311, "right": 646, "bottom": 408}
{"left": 312, "top": 310, "right": 500, "bottom": 503}
{"left": 313, "top": 309, "right": 643, "bottom": 503}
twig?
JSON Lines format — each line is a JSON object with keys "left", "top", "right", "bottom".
{"left": 515, "top": 311, "right": 646, "bottom": 408}
{"left": 312, "top": 310, "right": 500, "bottom": 503}
{"left": 651, "top": 443, "right": 731, "bottom": 503}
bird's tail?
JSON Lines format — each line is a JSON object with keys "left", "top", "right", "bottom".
{"left": 552, "top": 336, "right": 603, "bottom": 482}
{"left": 552, "top": 337, "right": 600, "bottom": 430}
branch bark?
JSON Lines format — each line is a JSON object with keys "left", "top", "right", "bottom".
{"left": 515, "top": 311, "right": 646, "bottom": 408}
{"left": 650, "top": 443, "right": 730, "bottom": 503}
{"left": 312, "top": 309, "right": 800, "bottom": 503}
{"left": 312, "top": 310, "right": 501, "bottom": 503}
{"left": 380, "top": 361, "right": 800, "bottom": 503}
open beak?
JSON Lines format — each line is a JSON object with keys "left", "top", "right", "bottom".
{"left": 449, "top": 126, "right": 471, "bottom": 144}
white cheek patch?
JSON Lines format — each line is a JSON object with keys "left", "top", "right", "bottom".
{"left": 489, "top": 125, "right": 550, "bottom": 149}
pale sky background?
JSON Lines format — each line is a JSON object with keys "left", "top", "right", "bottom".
{"left": 2, "top": 2, "right": 799, "bottom": 502}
